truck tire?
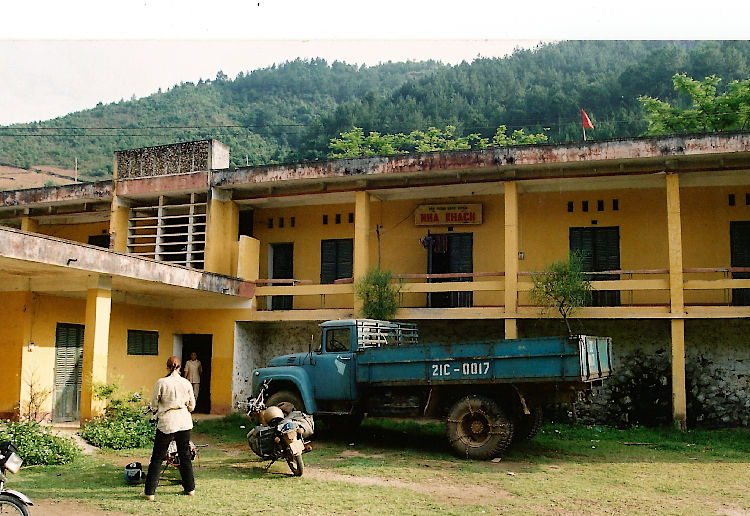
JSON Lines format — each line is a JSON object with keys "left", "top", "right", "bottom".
{"left": 267, "top": 390, "right": 305, "bottom": 416}
{"left": 512, "top": 407, "right": 543, "bottom": 443}
{"left": 446, "top": 395, "right": 514, "bottom": 460}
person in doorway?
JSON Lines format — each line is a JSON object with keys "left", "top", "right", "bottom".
{"left": 183, "top": 352, "right": 203, "bottom": 401}
{"left": 141, "top": 356, "right": 196, "bottom": 501}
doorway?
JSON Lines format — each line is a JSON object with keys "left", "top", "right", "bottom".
{"left": 270, "top": 242, "right": 293, "bottom": 310}
{"left": 180, "top": 334, "right": 212, "bottom": 414}
{"left": 427, "top": 232, "right": 473, "bottom": 308}
{"left": 570, "top": 226, "right": 621, "bottom": 306}
{"left": 53, "top": 323, "right": 84, "bottom": 422}
{"left": 730, "top": 221, "right": 750, "bottom": 305}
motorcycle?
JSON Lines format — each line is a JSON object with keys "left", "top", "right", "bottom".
{"left": 237, "top": 380, "right": 313, "bottom": 476}
{"left": 0, "top": 441, "right": 33, "bottom": 515}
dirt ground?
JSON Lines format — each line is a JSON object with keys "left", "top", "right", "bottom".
{"left": 33, "top": 499, "right": 128, "bottom": 515}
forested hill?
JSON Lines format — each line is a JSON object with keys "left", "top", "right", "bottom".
{"left": 2, "top": 40, "right": 750, "bottom": 181}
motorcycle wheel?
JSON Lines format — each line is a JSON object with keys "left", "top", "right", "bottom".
{"left": 0, "top": 494, "right": 30, "bottom": 516}
{"left": 285, "top": 453, "right": 304, "bottom": 477}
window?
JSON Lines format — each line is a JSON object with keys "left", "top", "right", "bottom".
{"left": 127, "top": 330, "right": 159, "bottom": 356}
{"left": 597, "top": 200, "right": 604, "bottom": 211}
{"left": 323, "top": 214, "right": 328, "bottom": 225}
{"left": 729, "top": 194, "right": 736, "bottom": 206}
{"left": 348, "top": 212, "right": 354, "bottom": 223}
{"left": 335, "top": 213, "right": 341, "bottom": 224}
{"left": 582, "top": 201, "right": 589, "bottom": 212}
{"left": 320, "top": 238, "right": 353, "bottom": 284}
{"left": 567, "top": 201, "right": 574, "bottom": 212}
{"left": 278, "top": 217, "right": 284, "bottom": 228}
{"left": 326, "top": 328, "right": 351, "bottom": 352}
{"left": 88, "top": 234, "right": 110, "bottom": 249}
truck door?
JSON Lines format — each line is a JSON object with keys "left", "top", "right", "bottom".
{"left": 309, "top": 327, "right": 356, "bottom": 401}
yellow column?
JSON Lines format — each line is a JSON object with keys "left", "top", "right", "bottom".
{"left": 204, "top": 189, "right": 239, "bottom": 275}
{"left": 354, "top": 191, "right": 371, "bottom": 314}
{"left": 80, "top": 276, "right": 112, "bottom": 421}
{"left": 504, "top": 182, "right": 519, "bottom": 339}
{"left": 237, "top": 235, "right": 260, "bottom": 281}
{"left": 17, "top": 291, "right": 36, "bottom": 418}
{"left": 109, "top": 197, "right": 129, "bottom": 252}
{"left": 20, "top": 217, "right": 39, "bottom": 233}
{"left": 666, "top": 173, "right": 687, "bottom": 429}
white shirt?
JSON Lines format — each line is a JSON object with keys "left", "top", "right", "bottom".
{"left": 184, "top": 359, "right": 203, "bottom": 384}
{"left": 150, "top": 371, "right": 195, "bottom": 434}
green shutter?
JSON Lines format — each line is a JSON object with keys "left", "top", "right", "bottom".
{"left": 127, "top": 330, "right": 159, "bottom": 355}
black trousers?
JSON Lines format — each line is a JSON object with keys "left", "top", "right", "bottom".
{"left": 144, "top": 428, "right": 195, "bottom": 495}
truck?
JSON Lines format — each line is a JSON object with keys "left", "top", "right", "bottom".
{"left": 250, "top": 319, "right": 612, "bottom": 459}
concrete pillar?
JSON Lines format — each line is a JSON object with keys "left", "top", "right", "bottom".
{"left": 20, "top": 217, "right": 39, "bottom": 233}
{"left": 237, "top": 235, "right": 260, "bottom": 281}
{"left": 80, "top": 276, "right": 112, "bottom": 421}
{"left": 354, "top": 191, "right": 371, "bottom": 314}
{"left": 205, "top": 189, "right": 239, "bottom": 275}
{"left": 666, "top": 173, "right": 687, "bottom": 429}
{"left": 504, "top": 182, "right": 519, "bottom": 339}
{"left": 109, "top": 197, "right": 129, "bottom": 253}
{"left": 16, "top": 291, "right": 36, "bottom": 419}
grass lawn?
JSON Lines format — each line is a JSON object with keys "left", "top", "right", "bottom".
{"left": 9, "top": 415, "right": 750, "bottom": 515}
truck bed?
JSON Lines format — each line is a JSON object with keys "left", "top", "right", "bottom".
{"left": 355, "top": 335, "right": 612, "bottom": 385}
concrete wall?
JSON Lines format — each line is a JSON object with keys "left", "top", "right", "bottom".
{"left": 233, "top": 321, "right": 319, "bottom": 406}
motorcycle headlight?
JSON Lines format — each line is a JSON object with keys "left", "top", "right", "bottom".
{"left": 3, "top": 452, "right": 22, "bottom": 474}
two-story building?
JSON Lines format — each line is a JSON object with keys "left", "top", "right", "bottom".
{"left": 2, "top": 133, "right": 750, "bottom": 428}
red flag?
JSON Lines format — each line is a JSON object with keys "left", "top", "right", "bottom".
{"left": 581, "top": 109, "right": 594, "bottom": 130}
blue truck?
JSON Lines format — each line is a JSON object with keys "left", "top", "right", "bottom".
{"left": 251, "top": 319, "right": 612, "bottom": 459}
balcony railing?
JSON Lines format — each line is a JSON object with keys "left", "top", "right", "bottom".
{"left": 250, "top": 268, "right": 750, "bottom": 319}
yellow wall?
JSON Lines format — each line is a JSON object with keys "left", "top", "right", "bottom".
{"left": 38, "top": 221, "right": 110, "bottom": 245}
{"left": 518, "top": 188, "right": 670, "bottom": 306}
{"left": 171, "top": 308, "right": 245, "bottom": 414}
{"left": 681, "top": 185, "right": 750, "bottom": 305}
{"left": 107, "top": 304, "right": 176, "bottom": 395}
{"left": 19, "top": 295, "right": 87, "bottom": 421}
{"left": 252, "top": 196, "right": 506, "bottom": 309}
{"left": 0, "top": 293, "right": 26, "bottom": 417}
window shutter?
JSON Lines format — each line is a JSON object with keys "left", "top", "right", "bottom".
{"left": 336, "top": 239, "right": 353, "bottom": 280}
{"left": 127, "top": 330, "right": 158, "bottom": 355}
{"left": 55, "top": 324, "right": 84, "bottom": 388}
{"left": 321, "top": 240, "right": 337, "bottom": 284}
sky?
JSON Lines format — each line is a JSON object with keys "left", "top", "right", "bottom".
{"left": 2, "top": 0, "right": 749, "bottom": 126}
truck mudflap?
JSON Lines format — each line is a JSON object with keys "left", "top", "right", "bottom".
{"left": 577, "top": 335, "right": 613, "bottom": 381}
{"left": 251, "top": 366, "right": 318, "bottom": 414}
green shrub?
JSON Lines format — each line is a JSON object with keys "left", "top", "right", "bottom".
{"left": 0, "top": 419, "right": 79, "bottom": 465}
{"left": 355, "top": 267, "right": 401, "bottom": 320}
{"left": 79, "top": 381, "right": 154, "bottom": 449}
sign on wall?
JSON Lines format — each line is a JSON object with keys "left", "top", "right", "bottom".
{"left": 415, "top": 204, "right": 482, "bottom": 226}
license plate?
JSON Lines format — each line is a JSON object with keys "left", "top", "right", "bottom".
{"left": 288, "top": 439, "right": 304, "bottom": 455}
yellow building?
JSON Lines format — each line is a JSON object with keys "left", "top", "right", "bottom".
{"left": 2, "top": 133, "right": 750, "bottom": 429}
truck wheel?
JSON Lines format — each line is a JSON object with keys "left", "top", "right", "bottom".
{"left": 267, "top": 390, "right": 305, "bottom": 415}
{"left": 446, "top": 395, "right": 514, "bottom": 460}
{"left": 512, "top": 407, "right": 543, "bottom": 443}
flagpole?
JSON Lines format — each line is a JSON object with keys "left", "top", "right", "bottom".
{"left": 583, "top": 126, "right": 586, "bottom": 141}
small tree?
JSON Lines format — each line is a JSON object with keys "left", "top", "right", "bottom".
{"left": 355, "top": 267, "right": 402, "bottom": 321}
{"left": 530, "top": 252, "right": 592, "bottom": 335}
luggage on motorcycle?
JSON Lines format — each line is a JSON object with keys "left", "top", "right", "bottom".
{"left": 247, "top": 425, "right": 276, "bottom": 458}
{"left": 124, "top": 462, "right": 145, "bottom": 484}
{"left": 286, "top": 411, "right": 314, "bottom": 439}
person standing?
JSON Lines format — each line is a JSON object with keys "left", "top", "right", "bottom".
{"left": 141, "top": 355, "right": 196, "bottom": 500}
{"left": 184, "top": 352, "right": 203, "bottom": 401}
